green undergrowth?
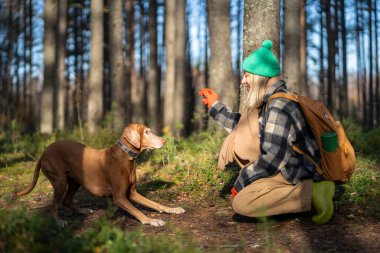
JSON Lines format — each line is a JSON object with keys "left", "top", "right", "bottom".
{"left": 137, "top": 130, "right": 238, "bottom": 200}
{"left": 0, "top": 207, "right": 202, "bottom": 253}
{"left": 1, "top": 121, "right": 380, "bottom": 252}
{"left": 1, "top": 122, "right": 380, "bottom": 209}
{"left": 341, "top": 156, "right": 380, "bottom": 214}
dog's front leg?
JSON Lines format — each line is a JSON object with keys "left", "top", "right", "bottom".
{"left": 113, "top": 197, "right": 165, "bottom": 226}
{"left": 130, "top": 191, "right": 185, "bottom": 214}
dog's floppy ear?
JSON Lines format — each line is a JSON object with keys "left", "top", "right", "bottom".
{"left": 123, "top": 124, "right": 141, "bottom": 148}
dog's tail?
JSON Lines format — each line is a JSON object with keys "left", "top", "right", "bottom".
{"left": 16, "top": 158, "right": 42, "bottom": 196}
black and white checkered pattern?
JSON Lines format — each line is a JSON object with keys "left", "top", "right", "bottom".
{"left": 208, "top": 81, "right": 321, "bottom": 192}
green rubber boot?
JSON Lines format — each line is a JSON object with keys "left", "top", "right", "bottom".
{"left": 311, "top": 181, "right": 335, "bottom": 225}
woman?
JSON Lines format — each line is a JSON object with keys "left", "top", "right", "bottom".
{"left": 199, "top": 40, "right": 335, "bottom": 225}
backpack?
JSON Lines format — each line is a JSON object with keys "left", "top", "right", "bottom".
{"left": 267, "top": 92, "right": 356, "bottom": 183}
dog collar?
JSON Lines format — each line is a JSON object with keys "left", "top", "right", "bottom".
{"left": 115, "top": 139, "right": 138, "bottom": 159}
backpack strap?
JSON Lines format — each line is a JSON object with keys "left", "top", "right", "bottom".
{"left": 266, "top": 92, "right": 324, "bottom": 177}
{"left": 292, "top": 146, "right": 324, "bottom": 176}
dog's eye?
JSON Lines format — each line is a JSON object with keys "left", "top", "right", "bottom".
{"left": 145, "top": 129, "right": 150, "bottom": 134}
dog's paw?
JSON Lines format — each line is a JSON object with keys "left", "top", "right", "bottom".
{"left": 144, "top": 218, "right": 165, "bottom": 227}
{"left": 165, "top": 207, "right": 185, "bottom": 214}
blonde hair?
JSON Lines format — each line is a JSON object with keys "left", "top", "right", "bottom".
{"left": 243, "top": 74, "right": 270, "bottom": 112}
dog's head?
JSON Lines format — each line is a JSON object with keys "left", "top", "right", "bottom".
{"left": 122, "top": 124, "right": 165, "bottom": 151}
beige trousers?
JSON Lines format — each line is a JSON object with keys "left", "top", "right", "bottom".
{"left": 232, "top": 172, "right": 313, "bottom": 217}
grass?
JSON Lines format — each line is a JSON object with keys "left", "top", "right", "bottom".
{"left": 0, "top": 207, "right": 202, "bottom": 253}
{"left": 1, "top": 122, "right": 380, "bottom": 252}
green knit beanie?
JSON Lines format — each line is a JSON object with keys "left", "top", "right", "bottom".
{"left": 242, "top": 40, "right": 280, "bottom": 77}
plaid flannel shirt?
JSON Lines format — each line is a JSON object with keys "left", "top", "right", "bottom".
{"left": 209, "top": 81, "right": 321, "bottom": 192}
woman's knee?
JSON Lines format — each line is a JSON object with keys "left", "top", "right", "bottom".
{"left": 232, "top": 195, "right": 251, "bottom": 216}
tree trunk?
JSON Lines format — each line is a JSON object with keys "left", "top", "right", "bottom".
{"left": 207, "top": 0, "right": 236, "bottom": 110}
{"left": 300, "top": 0, "right": 307, "bottom": 95}
{"left": 368, "top": 0, "right": 374, "bottom": 129}
{"left": 132, "top": 0, "right": 146, "bottom": 124}
{"left": 360, "top": 1, "right": 367, "bottom": 129}
{"left": 148, "top": 0, "right": 160, "bottom": 133}
{"left": 375, "top": 0, "right": 380, "bottom": 125}
{"left": 109, "top": 0, "right": 125, "bottom": 130}
{"left": 88, "top": 0, "right": 104, "bottom": 133}
{"left": 163, "top": 0, "right": 176, "bottom": 131}
{"left": 23, "top": 0, "right": 28, "bottom": 128}
{"left": 56, "top": 0, "right": 67, "bottom": 130}
{"left": 325, "top": 0, "right": 336, "bottom": 115}
{"left": 15, "top": 0, "right": 20, "bottom": 120}
{"left": 40, "top": 0, "right": 57, "bottom": 133}
{"left": 355, "top": 0, "right": 362, "bottom": 121}
{"left": 243, "top": 0, "right": 280, "bottom": 59}
{"left": 1, "top": 1, "right": 14, "bottom": 130}
{"left": 174, "top": 0, "right": 187, "bottom": 136}
{"left": 27, "top": 0, "right": 36, "bottom": 132}
{"left": 124, "top": 0, "right": 134, "bottom": 125}
{"left": 340, "top": 0, "right": 348, "bottom": 118}
{"left": 242, "top": 0, "right": 280, "bottom": 111}
{"left": 319, "top": 0, "right": 326, "bottom": 103}
{"left": 283, "top": 0, "right": 301, "bottom": 93}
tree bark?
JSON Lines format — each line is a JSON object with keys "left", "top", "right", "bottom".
{"left": 88, "top": 0, "right": 104, "bottom": 133}
{"left": 109, "top": 0, "right": 125, "bottom": 130}
{"left": 355, "top": 0, "right": 362, "bottom": 120}
{"left": 284, "top": 0, "right": 301, "bottom": 94}
{"left": 207, "top": 0, "right": 236, "bottom": 110}
{"left": 375, "top": 0, "right": 380, "bottom": 125}
{"left": 340, "top": 0, "right": 348, "bottom": 117}
{"left": 368, "top": 0, "right": 374, "bottom": 129}
{"left": 319, "top": 0, "right": 326, "bottom": 103}
{"left": 174, "top": 0, "right": 187, "bottom": 136}
{"left": 242, "top": 0, "right": 280, "bottom": 111}
{"left": 56, "top": 0, "right": 67, "bottom": 130}
{"left": 148, "top": 0, "right": 160, "bottom": 133}
{"left": 124, "top": 0, "right": 134, "bottom": 125}
{"left": 163, "top": 0, "right": 176, "bottom": 131}
{"left": 325, "top": 0, "right": 336, "bottom": 115}
{"left": 40, "top": 0, "right": 57, "bottom": 133}
{"left": 359, "top": 0, "right": 367, "bottom": 129}
{"left": 300, "top": 0, "right": 307, "bottom": 95}
{"left": 243, "top": 0, "right": 280, "bottom": 59}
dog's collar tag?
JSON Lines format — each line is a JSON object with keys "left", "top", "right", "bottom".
{"left": 116, "top": 140, "right": 138, "bottom": 159}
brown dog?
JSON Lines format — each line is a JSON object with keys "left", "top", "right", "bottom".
{"left": 17, "top": 124, "right": 185, "bottom": 226}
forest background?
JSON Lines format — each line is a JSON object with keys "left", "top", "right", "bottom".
{"left": 1, "top": 0, "right": 379, "bottom": 136}
{"left": 1, "top": 1, "right": 380, "bottom": 252}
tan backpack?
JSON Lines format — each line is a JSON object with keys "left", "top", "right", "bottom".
{"left": 267, "top": 92, "right": 356, "bottom": 183}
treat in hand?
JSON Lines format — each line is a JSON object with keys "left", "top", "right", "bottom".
{"left": 198, "top": 88, "right": 219, "bottom": 108}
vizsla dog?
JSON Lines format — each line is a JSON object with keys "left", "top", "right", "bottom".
{"left": 17, "top": 124, "right": 185, "bottom": 226}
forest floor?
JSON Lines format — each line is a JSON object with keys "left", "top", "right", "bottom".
{"left": 1, "top": 129, "right": 380, "bottom": 253}
{"left": 4, "top": 167, "right": 380, "bottom": 253}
